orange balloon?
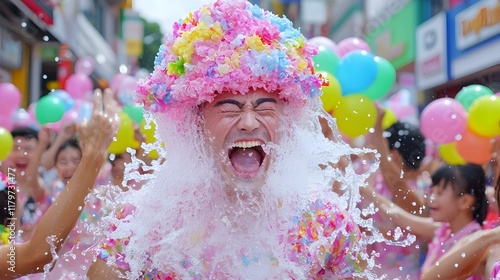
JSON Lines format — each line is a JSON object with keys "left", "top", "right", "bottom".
{"left": 456, "top": 128, "right": 493, "bottom": 165}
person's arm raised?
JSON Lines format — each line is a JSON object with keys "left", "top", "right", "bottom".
{"left": 371, "top": 106, "right": 425, "bottom": 216}
{"left": 421, "top": 226, "right": 500, "bottom": 280}
{"left": 360, "top": 183, "right": 438, "bottom": 241}
{"left": 0, "top": 89, "right": 120, "bottom": 279}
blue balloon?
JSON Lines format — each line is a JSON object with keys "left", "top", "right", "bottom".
{"left": 335, "top": 51, "right": 377, "bottom": 95}
{"left": 77, "top": 102, "right": 92, "bottom": 123}
{"left": 50, "top": 89, "right": 75, "bottom": 111}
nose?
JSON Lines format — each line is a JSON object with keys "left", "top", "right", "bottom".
{"left": 428, "top": 193, "right": 436, "bottom": 203}
{"left": 237, "top": 111, "right": 260, "bottom": 132}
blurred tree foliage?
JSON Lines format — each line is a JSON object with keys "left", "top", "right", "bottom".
{"left": 138, "top": 18, "right": 163, "bottom": 72}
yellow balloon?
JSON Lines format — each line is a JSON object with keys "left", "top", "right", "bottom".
{"left": 0, "top": 127, "right": 14, "bottom": 161}
{"left": 140, "top": 118, "right": 157, "bottom": 143}
{"left": 147, "top": 149, "right": 159, "bottom": 160}
{"left": 145, "top": 142, "right": 165, "bottom": 160}
{"left": 108, "top": 111, "right": 135, "bottom": 155}
{"left": 319, "top": 72, "right": 342, "bottom": 113}
{"left": 334, "top": 94, "right": 377, "bottom": 138}
{"left": 438, "top": 142, "right": 466, "bottom": 165}
{"left": 382, "top": 108, "right": 398, "bottom": 130}
{"left": 468, "top": 95, "right": 500, "bottom": 137}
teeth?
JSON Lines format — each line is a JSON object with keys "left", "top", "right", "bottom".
{"left": 232, "top": 141, "right": 262, "bottom": 149}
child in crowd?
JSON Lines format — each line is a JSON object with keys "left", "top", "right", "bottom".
{"left": 0, "top": 127, "right": 50, "bottom": 241}
{"left": 359, "top": 107, "right": 430, "bottom": 279}
{"left": 363, "top": 163, "right": 489, "bottom": 279}
{"left": 419, "top": 165, "right": 500, "bottom": 279}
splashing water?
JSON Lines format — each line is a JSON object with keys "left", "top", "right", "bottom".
{"left": 44, "top": 99, "right": 417, "bottom": 279}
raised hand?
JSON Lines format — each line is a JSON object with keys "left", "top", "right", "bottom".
{"left": 78, "top": 89, "right": 120, "bottom": 160}
{"left": 37, "top": 126, "right": 51, "bottom": 148}
{"left": 58, "top": 122, "right": 77, "bottom": 142}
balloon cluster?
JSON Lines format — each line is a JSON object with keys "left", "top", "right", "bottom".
{"left": 420, "top": 85, "right": 500, "bottom": 165}
{"left": 0, "top": 57, "right": 162, "bottom": 161}
{"left": 311, "top": 36, "right": 396, "bottom": 138}
{"left": 107, "top": 73, "right": 162, "bottom": 158}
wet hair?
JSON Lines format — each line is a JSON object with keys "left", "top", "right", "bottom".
{"left": 385, "top": 121, "right": 425, "bottom": 170}
{"left": 10, "top": 127, "right": 38, "bottom": 141}
{"left": 55, "top": 139, "right": 81, "bottom": 162}
{"left": 431, "top": 164, "right": 488, "bottom": 225}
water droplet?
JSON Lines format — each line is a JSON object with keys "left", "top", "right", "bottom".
{"left": 461, "top": 253, "right": 466, "bottom": 258}
{"left": 43, "top": 35, "right": 49, "bottom": 41}
{"left": 42, "top": 75, "right": 47, "bottom": 79}
{"left": 78, "top": 206, "right": 83, "bottom": 211}
{"left": 454, "top": 263, "right": 458, "bottom": 268}
{"left": 21, "top": 22, "right": 27, "bottom": 28}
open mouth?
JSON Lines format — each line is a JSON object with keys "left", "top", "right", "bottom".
{"left": 228, "top": 140, "right": 266, "bottom": 178}
{"left": 15, "top": 163, "right": 28, "bottom": 170}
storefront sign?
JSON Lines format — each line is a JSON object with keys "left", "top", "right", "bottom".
{"left": 122, "top": 9, "right": 144, "bottom": 58}
{"left": 364, "top": 0, "right": 418, "bottom": 70}
{"left": 416, "top": 13, "right": 448, "bottom": 90}
{"left": 0, "top": 27, "right": 23, "bottom": 69}
{"left": 448, "top": 0, "right": 500, "bottom": 79}
{"left": 456, "top": 0, "right": 500, "bottom": 50}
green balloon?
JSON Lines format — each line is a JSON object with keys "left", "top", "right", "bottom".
{"left": 312, "top": 45, "right": 339, "bottom": 74}
{"left": 123, "top": 104, "right": 144, "bottom": 124}
{"left": 36, "top": 95, "right": 65, "bottom": 125}
{"left": 455, "top": 84, "right": 494, "bottom": 111}
{"left": 362, "top": 56, "right": 396, "bottom": 100}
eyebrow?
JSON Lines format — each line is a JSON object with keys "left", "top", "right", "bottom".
{"left": 214, "top": 99, "right": 244, "bottom": 108}
{"left": 214, "top": 98, "right": 277, "bottom": 109}
{"left": 254, "top": 98, "right": 277, "bottom": 107}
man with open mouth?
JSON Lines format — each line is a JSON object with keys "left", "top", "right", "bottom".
{"left": 87, "top": 1, "right": 382, "bottom": 279}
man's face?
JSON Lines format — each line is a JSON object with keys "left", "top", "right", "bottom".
{"left": 203, "top": 89, "right": 282, "bottom": 187}
{"left": 6, "top": 136, "right": 37, "bottom": 174}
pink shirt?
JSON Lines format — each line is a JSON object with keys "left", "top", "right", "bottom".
{"left": 422, "top": 220, "right": 484, "bottom": 280}
{"left": 492, "top": 261, "right": 500, "bottom": 279}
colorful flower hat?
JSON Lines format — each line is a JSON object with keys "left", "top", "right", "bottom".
{"left": 136, "top": 0, "right": 322, "bottom": 112}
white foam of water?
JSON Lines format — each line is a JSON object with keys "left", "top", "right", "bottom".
{"left": 50, "top": 98, "right": 418, "bottom": 279}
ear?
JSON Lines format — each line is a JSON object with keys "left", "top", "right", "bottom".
{"left": 458, "top": 193, "right": 475, "bottom": 210}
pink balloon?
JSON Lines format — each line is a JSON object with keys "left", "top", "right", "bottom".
{"left": 309, "top": 36, "right": 339, "bottom": 56}
{"left": 420, "top": 98, "right": 467, "bottom": 144}
{"left": 61, "top": 109, "right": 79, "bottom": 125}
{"left": 0, "top": 115, "right": 13, "bottom": 131}
{"left": 110, "top": 73, "right": 128, "bottom": 94}
{"left": 118, "top": 76, "right": 138, "bottom": 105}
{"left": 0, "top": 83, "right": 21, "bottom": 115}
{"left": 337, "top": 37, "right": 371, "bottom": 58}
{"left": 65, "top": 73, "right": 93, "bottom": 100}
{"left": 74, "top": 56, "right": 95, "bottom": 76}
{"left": 496, "top": 92, "right": 500, "bottom": 96}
